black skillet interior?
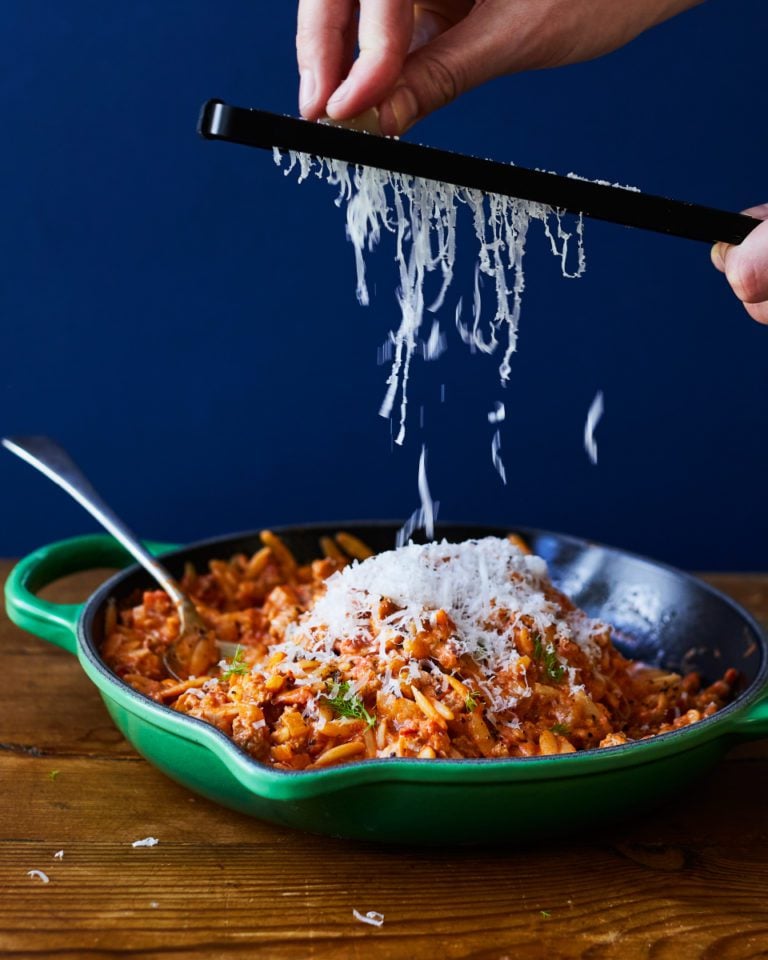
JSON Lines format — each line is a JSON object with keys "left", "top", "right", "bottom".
{"left": 84, "top": 523, "right": 765, "bottom": 694}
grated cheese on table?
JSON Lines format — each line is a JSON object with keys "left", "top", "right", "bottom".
{"left": 27, "top": 869, "right": 50, "bottom": 883}
{"left": 353, "top": 908, "right": 385, "bottom": 927}
{"left": 131, "top": 837, "right": 159, "bottom": 848}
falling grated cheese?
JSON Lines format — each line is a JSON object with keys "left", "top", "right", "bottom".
{"left": 275, "top": 150, "right": 586, "bottom": 443}
{"left": 396, "top": 444, "right": 438, "bottom": 547}
{"left": 491, "top": 430, "right": 507, "bottom": 485}
{"left": 584, "top": 390, "right": 604, "bottom": 465}
{"left": 27, "top": 869, "right": 50, "bottom": 883}
{"left": 488, "top": 401, "right": 505, "bottom": 424}
{"left": 53, "top": 850, "right": 64, "bottom": 860}
{"left": 131, "top": 837, "right": 159, "bottom": 848}
{"left": 422, "top": 320, "right": 446, "bottom": 360}
{"left": 353, "top": 909, "right": 385, "bottom": 927}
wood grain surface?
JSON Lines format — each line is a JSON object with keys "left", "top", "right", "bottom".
{"left": 1, "top": 563, "right": 767, "bottom": 960}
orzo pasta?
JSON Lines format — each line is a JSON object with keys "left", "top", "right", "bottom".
{"left": 101, "top": 533, "right": 738, "bottom": 769}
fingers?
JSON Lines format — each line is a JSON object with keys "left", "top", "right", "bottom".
{"left": 297, "top": 0, "right": 357, "bottom": 119}
{"left": 712, "top": 211, "right": 768, "bottom": 325}
{"left": 326, "top": 0, "right": 414, "bottom": 121}
{"left": 742, "top": 202, "right": 768, "bottom": 219}
{"left": 410, "top": 1, "right": 471, "bottom": 51}
{"left": 719, "top": 217, "right": 768, "bottom": 303}
{"left": 409, "top": 9, "right": 446, "bottom": 54}
{"left": 378, "top": 2, "right": 524, "bottom": 136}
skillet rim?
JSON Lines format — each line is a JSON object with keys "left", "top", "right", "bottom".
{"left": 76, "top": 520, "right": 768, "bottom": 787}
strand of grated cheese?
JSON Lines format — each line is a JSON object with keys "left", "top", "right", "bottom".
{"left": 490, "top": 430, "right": 506, "bottom": 485}
{"left": 396, "top": 444, "right": 437, "bottom": 547}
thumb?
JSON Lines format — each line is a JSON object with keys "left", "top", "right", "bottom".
{"left": 714, "top": 213, "right": 768, "bottom": 305}
{"left": 712, "top": 203, "right": 768, "bottom": 275}
{"left": 378, "top": 5, "right": 519, "bottom": 136}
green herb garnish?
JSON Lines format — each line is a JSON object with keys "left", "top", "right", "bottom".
{"left": 533, "top": 635, "right": 565, "bottom": 683}
{"left": 540, "top": 910, "right": 551, "bottom": 919}
{"left": 465, "top": 692, "right": 478, "bottom": 712}
{"left": 550, "top": 723, "right": 570, "bottom": 736}
{"left": 221, "top": 646, "right": 249, "bottom": 682}
{"left": 323, "top": 680, "right": 375, "bottom": 727}
{"left": 48, "top": 769, "right": 60, "bottom": 781}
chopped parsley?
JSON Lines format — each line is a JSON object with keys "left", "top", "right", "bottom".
{"left": 550, "top": 723, "right": 570, "bottom": 736}
{"left": 540, "top": 910, "right": 551, "bottom": 919}
{"left": 323, "top": 680, "right": 375, "bottom": 727}
{"left": 465, "top": 692, "right": 478, "bottom": 712}
{"left": 533, "top": 634, "right": 565, "bottom": 683}
{"left": 48, "top": 769, "right": 60, "bottom": 781}
{"left": 221, "top": 646, "right": 249, "bottom": 682}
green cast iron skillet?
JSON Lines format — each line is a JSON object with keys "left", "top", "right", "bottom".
{"left": 6, "top": 522, "right": 768, "bottom": 844}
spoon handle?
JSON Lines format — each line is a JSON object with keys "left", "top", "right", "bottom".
{"left": 2, "top": 435, "right": 186, "bottom": 606}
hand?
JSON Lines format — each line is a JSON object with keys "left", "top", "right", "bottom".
{"left": 296, "top": 0, "right": 701, "bottom": 135}
{"left": 711, "top": 206, "right": 768, "bottom": 325}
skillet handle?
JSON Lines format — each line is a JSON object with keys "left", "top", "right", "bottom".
{"left": 4, "top": 534, "right": 180, "bottom": 655}
{"left": 729, "top": 696, "right": 768, "bottom": 740}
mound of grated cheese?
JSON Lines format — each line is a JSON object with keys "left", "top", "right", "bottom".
{"left": 277, "top": 538, "right": 604, "bottom": 714}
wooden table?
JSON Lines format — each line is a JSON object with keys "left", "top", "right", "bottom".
{"left": 1, "top": 562, "right": 767, "bottom": 960}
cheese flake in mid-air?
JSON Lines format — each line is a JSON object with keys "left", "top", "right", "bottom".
{"left": 488, "top": 401, "right": 506, "bottom": 424}
{"left": 584, "top": 390, "right": 604, "bottom": 465}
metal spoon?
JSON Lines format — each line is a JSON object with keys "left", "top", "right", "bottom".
{"left": 2, "top": 435, "right": 237, "bottom": 678}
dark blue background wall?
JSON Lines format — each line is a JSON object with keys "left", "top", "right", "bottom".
{"left": 2, "top": 1, "right": 767, "bottom": 569}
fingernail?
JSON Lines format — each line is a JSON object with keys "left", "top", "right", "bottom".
{"left": 299, "top": 70, "right": 316, "bottom": 112}
{"left": 711, "top": 242, "right": 727, "bottom": 272}
{"left": 380, "top": 86, "right": 418, "bottom": 136}
{"left": 327, "top": 76, "right": 352, "bottom": 108}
